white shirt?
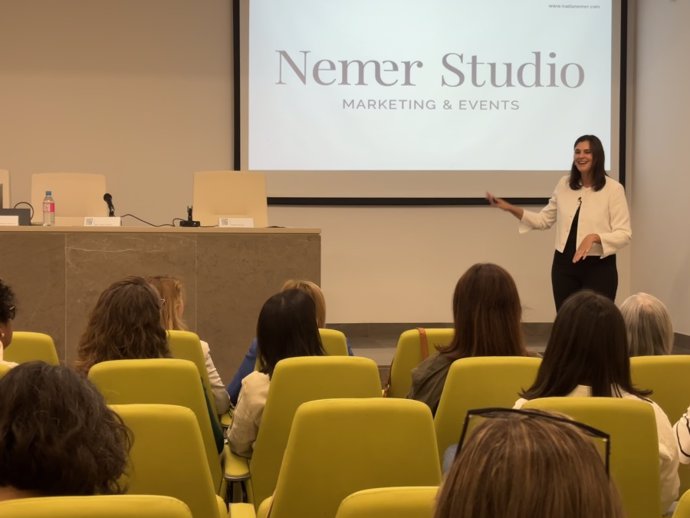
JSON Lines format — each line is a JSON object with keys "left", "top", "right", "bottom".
{"left": 199, "top": 339, "right": 232, "bottom": 414}
{"left": 519, "top": 175, "right": 631, "bottom": 257}
{"left": 226, "top": 370, "right": 270, "bottom": 458}
{"left": 515, "top": 385, "right": 679, "bottom": 512}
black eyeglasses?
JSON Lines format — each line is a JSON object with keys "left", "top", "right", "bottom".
{"left": 456, "top": 407, "right": 611, "bottom": 476}
{"left": 7, "top": 305, "right": 15, "bottom": 320}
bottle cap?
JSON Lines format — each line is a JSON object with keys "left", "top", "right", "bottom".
{"left": 45, "top": 190, "right": 52, "bottom": 196}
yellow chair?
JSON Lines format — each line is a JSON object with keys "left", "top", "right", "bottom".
{"left": 30, "top": 172, "right": 107, "bottom": 225}
{"left": 226, "top": 356, "right": 382, "bottom": 509}
{"left": 384, "top": 328, "right": 453, "bottom": 398}
{"left": 631, "top": 355, "right": 690, "bottom": 495}
{"left": 167, "top": 330, "right": 221, "bottom": 417}
{"left": 0, "top": 363, "right": 12, "bottom": 378}
{"left": 335, "top": 486, "right": 438, "bottom": 518}
{"left": 253, "top": 329, "right": 350, "bottom": 371}
{"left": 112, "top": 404, "right": 232, "bottom": 518}
{"left": 233, "top": 398, "right": 441, "bottom": 518}
{"left": 88, "top": 359, "right": 225, "bottom": 496}
{"left": 318, "top": 328, "right": 349, "bottom": 356}
{"left": 673, "top": 488, "right": 690, "bottom": 518}
{"left": 434, "top": 356, "right": 541, "bottom": 459}
{"left": 0, "top": 495, "right": 193, "bottom": 518}
{"left": 523, "top": 397, "right": 661, "bottom": 518}
{"left": 4, "top": 331, "right": 59, "bottom": 365}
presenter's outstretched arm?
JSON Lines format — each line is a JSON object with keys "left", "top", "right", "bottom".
{"left": 486, "top": 192, "right": 524, "bottom": 220}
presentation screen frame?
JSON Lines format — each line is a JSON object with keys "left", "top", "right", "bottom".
{"left": 234, "top": 0, "right": 628, "bottom": 206}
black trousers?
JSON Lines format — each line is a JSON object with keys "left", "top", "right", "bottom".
{"left": 551, "top": 250, "right": 617, "bottom": 311}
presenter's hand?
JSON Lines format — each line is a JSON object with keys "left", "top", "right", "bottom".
{"left": 573, "top": 233, "right": 601, "bottom": 263}
{"left": 486, "top": 192, "right": 510, "bottom": 210}
{"left": 486, "top": 192, "right": 524, "bottom": 220}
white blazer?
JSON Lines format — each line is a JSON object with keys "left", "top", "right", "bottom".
{"left": 519, "top": 175, "right": 631, "bottom": 257}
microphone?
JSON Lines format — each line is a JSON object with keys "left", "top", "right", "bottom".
{"left": 577, "top": 196, "right": 582, "bottom": 206}
{"left": 103, "top": 193, "right": 115, "bottom": 217}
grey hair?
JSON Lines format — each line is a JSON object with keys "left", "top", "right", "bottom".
{"left": 619, "top": 292, "right": 674, "bottom": 356}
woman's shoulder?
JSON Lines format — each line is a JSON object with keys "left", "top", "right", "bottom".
{"left": 602, "top": 175, "right": 625, "bottom": 192}
{"left": 241, "top": 370, "right": 270, "bottom": 388}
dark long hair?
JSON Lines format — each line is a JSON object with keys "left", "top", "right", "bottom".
{"left": 0, "top": 279, "right": 16, "bottom": 324}
{"left": 75, "top": 276, "right": 170, "bottom": 375}
{"left": 569, "top": 135, "right": 607, "bottom": 191}
{"left": 521, "top": 290, "right": 650, "bottom": 399}
{"left": 0, "top": 362, "right": 132, "bottom": 496}
{"left": 438, "top": 263, "right": 526, "bottom": 360}
{"left": 257, "top": 288, "right": 325, "bottom": 377}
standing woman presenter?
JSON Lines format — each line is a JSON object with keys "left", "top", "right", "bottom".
{"left": 487, "top": 135, "right": 631, "bottom": 310}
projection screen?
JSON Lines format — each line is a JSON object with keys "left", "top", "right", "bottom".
{"left": 236, "top": 0, "right": 627, "bottom": 204}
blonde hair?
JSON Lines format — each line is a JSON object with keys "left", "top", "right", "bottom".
{"left": 281, "top": 279, "right": 326, "bottom": 328}
{"left": 146, "top": 276, "right": 188, "bottom": 331}
{"left": 620, "top": 292, "right": 674, "bottom": 356}
{"left": 434, "top": 411, "right": 623, "bottom": 518}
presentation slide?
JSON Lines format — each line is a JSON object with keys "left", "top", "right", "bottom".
{"left": 240, "top": 0, "right": 622, "bottom": 199}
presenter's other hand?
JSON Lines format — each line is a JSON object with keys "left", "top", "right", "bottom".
{"left": 486, "top": 192, "right": 523, "bottom": 220}
{"left": 486, "top": 192, "right": 507, "bottom": 209}
{"left": 573, "top": 233, "right": 601, "bottom": 263}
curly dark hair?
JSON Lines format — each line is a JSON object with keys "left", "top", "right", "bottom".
{"left": 75, "top": 276, "right": 170, "bottom": 375}
{"left": 0, "top": 362, "right": 132, "bottom": 496}
{"left": 0, "top": 279, "right": 16, "bottom": 324}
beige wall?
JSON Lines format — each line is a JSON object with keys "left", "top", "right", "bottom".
{"left": 631, "top": 0, "right": 690, "bottom": 334}
{"left": 4, "top": 0, "right": 682, "bottom": 330}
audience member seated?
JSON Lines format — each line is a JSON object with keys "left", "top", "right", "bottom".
{"left": 0, "top": 280, "right": 17, "bottom": 369}
{"left": 75, "top": 276, "right": 223, "bottom": 452}
{"left": 0, "top": 362, "right": 131, "bottom": 501}
{"left": 226, "top": 288, "right": 325, "bottom": 457}
{"left": 620, "top": 292, "right": 674, "bottom": 356}
{"left": 407, "top": 263, "right": 529, "bottom": 414}
{"left": 434, "top": 408, "right": 623, "bottom": 518}
{"left": 147, "top": 275, "right": 231, "bottom": 414}
{"left": 226, "top": 279, "right": 349, "bottom": 406}
{"left": 514, "top": 289, "right": 679, "bottom": 511}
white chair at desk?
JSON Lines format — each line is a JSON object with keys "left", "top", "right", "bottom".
{"left": 31, "top": 173, "right": 107, "bottom": 226}
{"left": 192, "top": 171, "right": 268, "bottom": 228}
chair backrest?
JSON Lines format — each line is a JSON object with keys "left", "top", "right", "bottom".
{"left": 386, "top": 328, "right": 453, "bottom": 398}
{"left": 88, "top": 359, "right": 222, "bottom": 493}
{"left": 112, "top": 404, "right": 223, "bottom": 518}
{"left": 31, "top": 172, "right": 107, "bottom": 225}
{"left": 523, "top": 396, "right": 661, "bottom": 518}
{"left": 0, "top": 495, "right": 193, "bottom": 518}
{"left": 167, "top": 330, "right": 219, "bottom": 417}
{"left": 630, "top": 354, "right": 690, "bottom": 495}
{"left": 318, "top": 328, "right": 349, "bottom": 356}
{"left": 192, "top": 171, "right": 268, "bottom": 227}
{"left": 254, "top": 330, "right": 351, "bottom": 371}
{"left": 264, "top": 398, "right": 441, "bottom": 518}
{"left": 674, "top": 488, "right": 690, "bottom": 518}
{"left": 434, "top": 356, "right": 541, "bottom": 459}
{"left": 4, "top": 331, "right": 59, "bottom": 365}
{"left": 0, "top": 169, "right": 10, "bottom": 208}
{"left": 0, "top": 362, "right": 12, "bottom": 378}
{"left": 247, "top": 356, "right": 383, "bottom": 509}
{"left": 335, "top": 486, "right": 438, "bottom": 518}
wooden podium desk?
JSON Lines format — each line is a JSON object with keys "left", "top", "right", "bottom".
{"left": 0, "top": 226, "right": 320, "bottom": 379}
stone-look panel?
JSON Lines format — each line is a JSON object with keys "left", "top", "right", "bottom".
{"left": 0, "top": 228, "right": 320, "bottom": 379}
{"left": 196, "top": 233, "right": 321, "bottom": 380}
{"left": 64, "top": 232, "right": 197, "bottom": 365}
{"left": 0, "top": 232, "right": 66, "bottom": 359}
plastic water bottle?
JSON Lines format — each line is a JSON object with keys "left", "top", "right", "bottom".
{"left": 42, "top": 190, "right": 55, "bottom": 226}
